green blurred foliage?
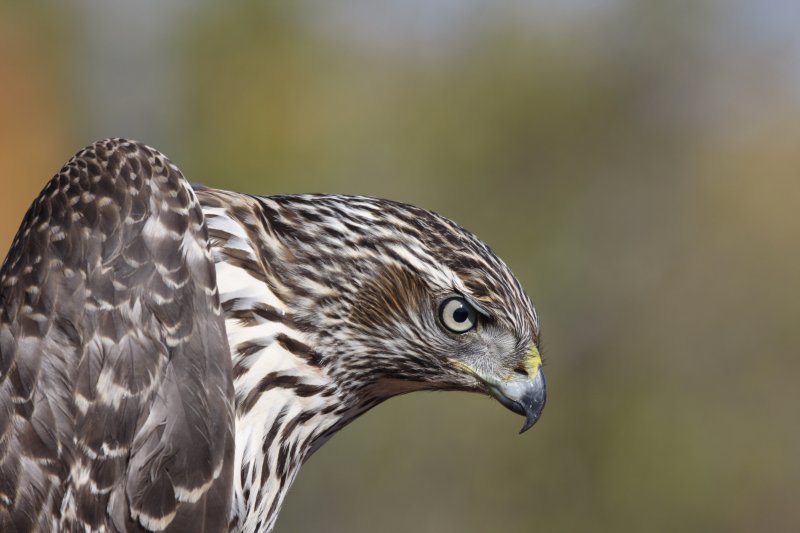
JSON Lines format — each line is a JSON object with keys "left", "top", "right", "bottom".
{"left": 1, "top": 1, "right": 798, "bottom": 531}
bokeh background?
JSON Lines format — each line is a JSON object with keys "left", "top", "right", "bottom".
{"left": 2, "top": 1, "right": 799, "bottom": 531}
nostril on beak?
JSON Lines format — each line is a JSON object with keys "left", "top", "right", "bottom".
{"left": 513, "top": 366, "right": 529, "bottom": 379}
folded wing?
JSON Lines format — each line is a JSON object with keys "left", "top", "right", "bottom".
{"left": 0, "top": 139, "right": 234, "bottom": 532}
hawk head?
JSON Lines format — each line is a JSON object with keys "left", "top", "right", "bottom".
{"left": 252, "top": 194, "right": 546, "bottom": 432}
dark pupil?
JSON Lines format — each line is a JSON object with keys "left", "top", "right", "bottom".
{"left": 452, "top": 306, "right": 470, "bottom": 323}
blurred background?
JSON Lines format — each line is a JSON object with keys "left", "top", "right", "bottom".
{"left": 2, "top": 1, "right": 799, "bottom": 531}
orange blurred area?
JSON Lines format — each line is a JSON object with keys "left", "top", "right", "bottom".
{"left": 0, "top": 8, "right": 70, "bottom": 254}
{"left": 1, "top": 2, "right": 799, "bottom": 531}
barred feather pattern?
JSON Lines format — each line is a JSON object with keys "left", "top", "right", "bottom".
{"left": 0, "top": 140, "right": 540, "bottom": 533}
{"left": 0, "top": 140, "right": 234, "bottom": 532}
{"left": 195, "top": 188, "right": 539, "bottom": 532}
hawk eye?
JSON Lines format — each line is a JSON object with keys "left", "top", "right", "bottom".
{"left": 439, "top": 297, "right": 477, "bottom": 333}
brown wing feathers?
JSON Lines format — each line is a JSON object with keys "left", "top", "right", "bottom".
{"left": 0, "top": 139, "right": 234, "bottom": 531}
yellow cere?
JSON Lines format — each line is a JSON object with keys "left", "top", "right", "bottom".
{"left": 523, "top": 344, "right": 542, "bottom": 378}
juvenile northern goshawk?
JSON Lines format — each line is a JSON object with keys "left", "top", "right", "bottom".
{"left": 0, "top": 139, "right": 546, "bottom": 532}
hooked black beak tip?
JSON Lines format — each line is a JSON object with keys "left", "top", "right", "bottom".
{"left": 489, "top": 368, "right": 547, "bottom": 434}
{"left": 518, "top": 369, "right": 546, "bottom": 434}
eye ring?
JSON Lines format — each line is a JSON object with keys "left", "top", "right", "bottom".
{"left": 439, "top": 297, "right": 477, "bottom": 333}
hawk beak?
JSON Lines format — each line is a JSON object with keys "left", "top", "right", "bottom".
{"left": 487, "top": 366, "right": 546, "bottom": 434}
{"left": 449, "top": 344, "right": 546, "bottom": 433}
{"left": 486, "top": 344, "right": 546, "bottom": 433}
